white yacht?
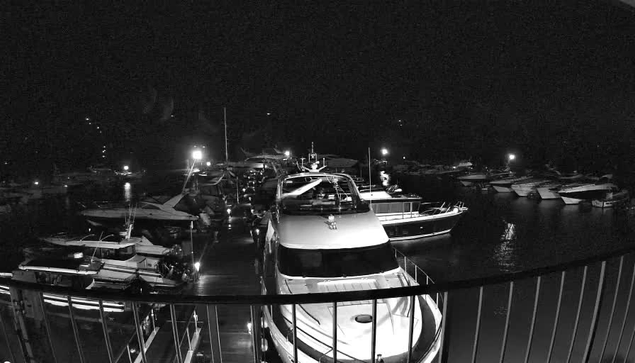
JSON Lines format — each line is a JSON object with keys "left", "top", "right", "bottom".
{"left": 261, "top": 171, "right": 442, "bottom": 363}
{"left": 80, "top": 193, "right": 199, "bottom": 226}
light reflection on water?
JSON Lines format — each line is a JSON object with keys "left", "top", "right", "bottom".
{"left": 124, "top": 182, "right": 132, "bottom": 202}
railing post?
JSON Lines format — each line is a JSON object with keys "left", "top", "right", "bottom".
{"left": 407, "top": 295, "right": 416, "bottom": 363}
{"left": 170, "top": 304, "right": 184, "bottom": 363}
{"left": 65, "top": 296, "right": 86, "bottom": 363}
{"left": 39, "top": 292, "right": 58, "bottom": 363}
{"left": 0, "top": 304, "right": 17, "bottom": 363}
{"left": 371, "top": 299, "right": 378, "bottom": 363}
{"left": 471, "top": 286, "right": 484, "bottom": 363}
{"left": 524, "top": 276, "right": 541, "bottom": 363}
{"left": 292, "top": 304, "right": 298, "bottom": 363}
{"left": 566, "top": 265, "right": 588, "bottom": 363}
{"left": 206, "top": 304, "right": 223, "bottom": 363}
{"left": 132, "top": 302, "right": 148, "bottom": 363}
{"left": 437, "top": 291, "right": 450, "bottom": 363}
{"left": 582, "top": 261, "right": 607, "bottom": 363}
{"left": 250, "top": 304, "right": 262, "bottom": 363}
{"left": 599, "top": 256, "right": 624, "bottom": 362}
{"left": 333, "top": 301, "right": 338, "bottom": 362}
{"left": 547, "top": 272, "right": 566, "bottom": 363}
{"left": 498, "top": 281, "right": 514, "bottom": 363}
{"left": 612, "top": 260, "right": 635, "bottom": 363}
{"left": 98, "top": 300, "right": 114, "bottom": 363}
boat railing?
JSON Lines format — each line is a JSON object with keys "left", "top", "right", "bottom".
{"left": 4, "top": 244, "right": 635, "bottom": 362}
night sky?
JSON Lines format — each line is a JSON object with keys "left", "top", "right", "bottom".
{"left": 2, "top": 1, "right": 635, "bottom": 177}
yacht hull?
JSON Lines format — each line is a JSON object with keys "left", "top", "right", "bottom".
{"left": 492, "top": 185, "right": 514, "bottom": 193}
{"left": 536, "top": 187, "right": 561, "bottom": 200}
{"left": 379, "top": 209, "right": 465, "bottom": 240}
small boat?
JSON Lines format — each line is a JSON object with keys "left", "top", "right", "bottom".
{"left": 12, "top": 250, "right": 131, "bottom": 312}
{"left": 40, "top": 227, "right": 194, "bottom": 290}
{"left": 359, "top": 189, "right": 467, "bottom": 240}
{"left": 262, "top": 171, "right": 443, "bottom": 363}
{"left": 592, "top": 190, "right": 630, "bottom": 208}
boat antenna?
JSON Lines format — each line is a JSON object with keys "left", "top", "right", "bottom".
{"left": 224, "top": 106, "right": 229, "bottom": 161}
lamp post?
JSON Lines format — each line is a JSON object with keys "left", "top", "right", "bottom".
{"left": 507, "top": 153, "right": 516, "bottom": 169}
{"left": 182, "top": 148, "right": 204, "bottom": 193}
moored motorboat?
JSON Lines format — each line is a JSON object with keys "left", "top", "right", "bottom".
{"left": 511, "top": 178, "right": 551, "bottom": 197}
{"left": 359, "top": 189, "right": 467, "bottom": 240}
{"left": 558, "top": 181, "right": 619, "bottom": 205}
{"left": 536, "top": 181, "right": 564, "bottom": 200}
{"left": 80, "top": 193, "right": 200, "bottom": 226}
{"left": 489, "top": 175, "right": 533, "bottom": 193}
{"left": 40, "top": 228, "right": 194, "bottom": 290}
{"left": 261, "top": 171, "right": 442, "bottom": 363}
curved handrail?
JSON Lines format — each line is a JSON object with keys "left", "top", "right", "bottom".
{"left": 2, "top": 242, "right": 634, "bottom": 305}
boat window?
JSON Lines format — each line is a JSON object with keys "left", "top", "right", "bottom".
{"left": 377, "top": 204, "right": 390, "bottom": 214}
{"left": 389, "top": 203, "right": 402, "bottom": 213}
{"left": 412, "top": 202, "right": 420, "bottom": 211}
{"left": 404, "top": 203, "right": 411, "bottom": 213}
{"left": 277, "top": 243, "right": 399, "bottom": 277}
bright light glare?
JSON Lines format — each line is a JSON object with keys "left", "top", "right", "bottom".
{"left": 34, "top": 181, "right": 39, "bottom": 185}
{"left": 194, "top": 262, "right": 200, "bottom": 271}
{"left": 381, "top": 148, "right": 389, "bottom": 156}
{"left": 123, "top": 165, "right": 129, "bottom": 171}
{"left": 508, "top": 154, "right": 516, "bottom": 161}
{"left": 284, "top": 150, "right": 291, "bottom": 158}
{"left": 192, "top": 149, "right": 203, "bottom": 160}
{"left": 206, "top": 161, "right": 211, "bottom": 167}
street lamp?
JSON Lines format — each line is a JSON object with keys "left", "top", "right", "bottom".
{"left": 381, "top": 148, "right": 389, "bottom": 156}
{"left": 123, "top": 165, "right": 129, "bottom": 171}
{"left": 284, "top": 150, "right": 291, "bottom": 158}
{"left": 508, "top": 153, "right": 516, "bottom": 161}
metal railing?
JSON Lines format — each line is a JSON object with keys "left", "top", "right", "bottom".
{"left": 3, "top": 244, "right": 635, "bottom": 362}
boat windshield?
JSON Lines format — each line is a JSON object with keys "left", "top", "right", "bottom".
{"left": 278, "top": 243, "right": 399, "bottom": 277}
{"left": 281, "top": 175, "right": 369, "bottom": 214}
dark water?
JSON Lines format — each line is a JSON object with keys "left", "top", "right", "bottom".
{"left": 393, "top": 174, "right": 635, "bottom": 283}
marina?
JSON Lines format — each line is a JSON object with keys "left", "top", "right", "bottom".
{"left": 4, "top": 1, "right": 635, "bottom": 361}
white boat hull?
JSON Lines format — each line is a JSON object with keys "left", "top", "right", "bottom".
{"left": 536, "top": 187, "right": 560, "bottom": 200}
{"left": 492, "top": 186, "right": 514, "bottom": 193}
{"left": 561, "top": 196, "right": 583, "bottom": 205}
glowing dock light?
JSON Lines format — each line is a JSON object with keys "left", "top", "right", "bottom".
{"left": 508, "top": 154, "right": 516, "bottom": 161}
{"left": 34, "top": 181, "right": 39, "bottom": 185}
{"left": 123, "top": 165, "right": 129, "bottom": 171}
{"left": 194, "top": 262, "right": 200, "bottom": 272}
{"left": 206, "top": 161, "right": 211, "bottom": 167}
{"left": 284, "top": 150, "right": 291, "bottom": 158}
{"left": 381, "top": 148, "right": 389, "bottom": 156}
{"left": 192, "top": 149, "right": 203, "bottom": 161}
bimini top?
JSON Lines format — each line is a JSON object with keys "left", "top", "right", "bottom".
{"left": 278, "top": 211, "right": 389, "bottom": 249}
{"left": 280, "top": 172, "right": 370, "bottom": 215}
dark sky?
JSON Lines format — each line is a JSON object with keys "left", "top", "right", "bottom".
{"left": 2, "top": 1, "right": 635, "bottom": 173}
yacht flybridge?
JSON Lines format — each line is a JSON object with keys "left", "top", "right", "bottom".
{"left": 260, "top": 171, "right": 442, "bottom": 363}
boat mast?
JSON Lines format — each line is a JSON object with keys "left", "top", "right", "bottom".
{"left": 224, "top": 107, "right": 228, "bottom": 161}
{"left": 368, "top": 147, "right": 372, "bottom": 204}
